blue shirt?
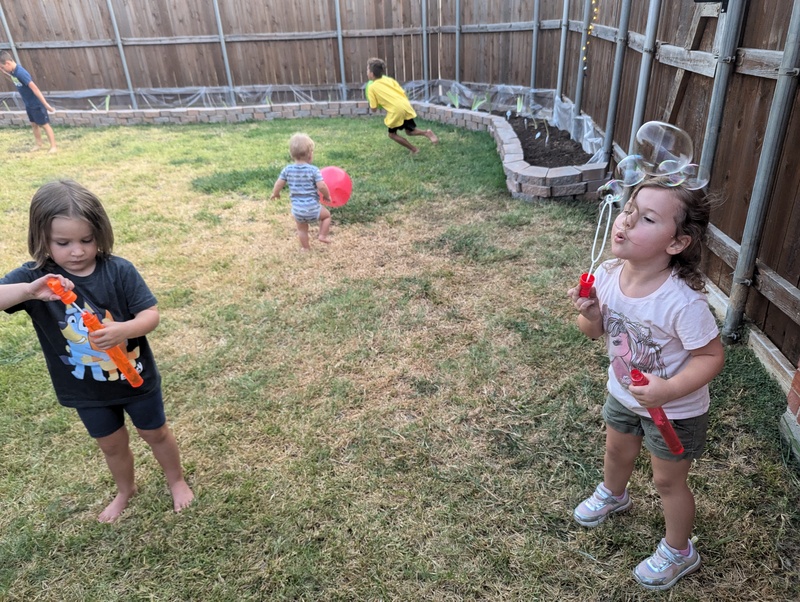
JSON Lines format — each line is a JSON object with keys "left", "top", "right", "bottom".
{"left": 278, "top": 163, "right": 323, "bottom": 214}
{"left": 10, "top": 64, "right": 42, "bottom": 108}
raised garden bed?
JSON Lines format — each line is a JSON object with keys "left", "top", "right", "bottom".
{"left": 412, "top": 102, "right": 609, "bottom": 201}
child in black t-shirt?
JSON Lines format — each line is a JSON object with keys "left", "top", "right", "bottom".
{"left": 0, "top": 179, "right": 193, "bottom": 522}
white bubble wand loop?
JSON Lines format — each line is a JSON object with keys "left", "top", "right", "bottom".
{"left": 580, "top": 189, "right": 618, "bottom": 297}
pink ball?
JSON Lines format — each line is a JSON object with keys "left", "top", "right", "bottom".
{"left": 320, "top": 166, "right": 352, "bottom": 207}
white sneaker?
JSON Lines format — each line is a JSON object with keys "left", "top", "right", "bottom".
{"left": 573, "top": 482, "right": 632, "bottom": 527}
{"left": 633, "top": 538, "right": 701, "bottom": 590}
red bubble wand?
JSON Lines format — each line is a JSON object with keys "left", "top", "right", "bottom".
{"left": 630, "top": 369, "right": 684, "bottom": 455}
{"left": 47, "top": 278, "right": 144, "bottom": 388}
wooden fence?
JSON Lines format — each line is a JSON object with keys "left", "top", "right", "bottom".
{"left": 1, "top": 0, "right": 798, "bottom": 370}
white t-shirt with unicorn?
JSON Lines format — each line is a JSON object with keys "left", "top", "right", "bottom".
{"left": 595, "top": 260, "right": 719, "bottom": 419}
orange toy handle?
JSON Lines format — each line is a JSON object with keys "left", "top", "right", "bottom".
{"left": 630, "top": 369, "right": 684, "bottom": 455}
{"left": 47, "top": 278, "right": 77, "bottom": 304}
{"left": 82, "top": 312, "right": 144, "bottom": 388}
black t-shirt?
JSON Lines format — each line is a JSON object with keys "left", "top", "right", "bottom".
{"left": 1, "top": 256, "right": 162, "bottom": 407}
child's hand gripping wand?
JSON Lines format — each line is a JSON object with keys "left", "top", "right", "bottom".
{"left": 47, "top": 278, "right": 144, "bottom": 388}
{"left": 629, "top": 369, "right": 684, "bottom": 455}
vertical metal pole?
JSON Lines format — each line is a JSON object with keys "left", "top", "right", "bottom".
{"left": 556, "top": 0, "right": 570, "bottom": 100}
{"left": 531, "top": 0, "right": 541, "bottom": 88}
{"left": 699, "top": 0, "right": 747, "bottom": 175}
{"left": 212, "top": 0, "right": 236, "bottom": 106}
{"left": 455, "top": 0, "right": 461, "bottom": 83}
{"left": 722, "top": 0, "right": 800, "bottom": 342}
{"left": 573, "top": 0, "right": 592, "bottom": 113}
{"left": 602, "top": 0, "right": 633, "bottom": 162}
{"left": 105, "top": 0, "right": 138, "bottom": 109}
{"left": 334, "top": 0, "right": 348, "bottom": 100}
{"left": 0, "top": 3, "right": 20, "bottom": 65}
{"left": 628, "top": 0, "right": 663, "bottom": 152}
{"left": 422, "top": 0, "right": 430, "bottom": 101}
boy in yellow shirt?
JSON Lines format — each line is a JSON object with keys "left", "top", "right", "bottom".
{"left": 366, "top": 58, "right": 438, "bottom": 154}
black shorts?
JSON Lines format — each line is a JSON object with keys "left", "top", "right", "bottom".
{"left": 388, "top": 119, "right": 417, "bottom": 134}
{"left": 26, "top": 104, "right": 50, "bottom": 126}
{"left": 75, "top": 389, "right": 167, "bottom": 438}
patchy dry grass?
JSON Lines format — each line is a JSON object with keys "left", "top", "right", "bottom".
{"left": 0, "top": 118, "right": 799, "bottom": 601}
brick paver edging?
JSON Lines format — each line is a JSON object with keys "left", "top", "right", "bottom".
{"left": 0, "top": 100, "right": 608, "bottom": 200}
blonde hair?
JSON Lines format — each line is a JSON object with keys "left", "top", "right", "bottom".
{"left": 289, "top": 133, "right": 315, "bottom": 161}
{"left": 28, "top": 180, "right": 114, "bottom": 269}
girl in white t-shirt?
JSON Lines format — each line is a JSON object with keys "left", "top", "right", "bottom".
{"left": 567, "top": 177, "right": 724, "bottom": 591}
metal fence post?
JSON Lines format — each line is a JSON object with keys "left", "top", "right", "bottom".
{"left": 334, "top": 0, "right": 347, "bottom": 100}
{"left": 556, "top": 0, "right": 570, "bottom": 101}
{"left": 531, "top": 0, "right": 541, "bottom": 88}
{"left": 105, "top": 0, "right": 138, "bottom": 109}
{"left": 212, "top": 0, "right": 236, "bottom": 106}
{"left": 628, "top": 0, "right": 663, "bottom": 152}
{"left": 722, "top": 0, "right": 800, "bottom": 342}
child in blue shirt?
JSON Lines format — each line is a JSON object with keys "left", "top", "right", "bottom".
{"left": 270, "top": 133, "right": 333, "bottom": 251}
{"left": 0, "top": 51, "right": 57, "bottom": 153}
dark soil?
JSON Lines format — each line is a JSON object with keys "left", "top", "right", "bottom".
{"left": 495, "top": 111, "right": 593, "bottom": 168}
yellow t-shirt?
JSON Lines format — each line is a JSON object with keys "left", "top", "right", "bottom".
{"left": 367, "top": 76, "right": 417, "bottom": 128}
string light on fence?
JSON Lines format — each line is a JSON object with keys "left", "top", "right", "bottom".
{"left": 583, "top": 0, "right": 601, "bottom": 73}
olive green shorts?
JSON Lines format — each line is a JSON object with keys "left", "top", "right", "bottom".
{"left": 602, "top": 394, "right": 708, "bottom": 461}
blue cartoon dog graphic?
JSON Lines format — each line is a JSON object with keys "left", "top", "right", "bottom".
{"left": 56, "top": 302, "right": 140, "bottom": 383}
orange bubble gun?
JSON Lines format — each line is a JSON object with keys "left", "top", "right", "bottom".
{"left": 46, "top": 278, "right": 77, "bottom": 304}
{"left": 630, "top": 369, "right": 683, "bottom": 455}
{"left": 47, "top": 278, "right": 144, "bottom": 388}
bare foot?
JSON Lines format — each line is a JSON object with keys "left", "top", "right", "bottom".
{"left": 426, "top": 130, "right": 439, "bottom": 144}
{"left": 170, "top": 480, "right": 194, "bottom": 512}
{"left": 410, "top": 147, "right": 420, "bottom": 155}
{"left": 98, "top": 489, "right": 136, "bottom": 523}
{"left": 48, "top": 146, "right": 58, "bottom": 154}
{"left": 30, "top": 145, "right": 43, "bottom": 153}
{"left": 299, "top": 247, "right": 310, "bottom": 253}
{"left": 318, "top": 236, "right": 332, "bottom": 244}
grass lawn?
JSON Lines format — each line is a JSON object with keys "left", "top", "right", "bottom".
{"left": 1, "top": 116, "right": 798, "bottom": 601}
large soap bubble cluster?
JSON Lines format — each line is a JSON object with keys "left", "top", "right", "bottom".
{"left": 598, "top": 121, "right": 710, "bottom": 206}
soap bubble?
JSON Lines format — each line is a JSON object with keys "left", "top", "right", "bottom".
{"left": 597, "top": 179, "right": 625, "bottom": 203}
{"left": 664, "top": 171, "right": 687, "bottom": 187}
{"left": 633, "top": 121, "right": 693, "bottom": 176}
{"left": 680, "top": 164, "right": 710, "bottom": 190}
{"left": 615, "top": 155, "right": 646, "bottom": 187}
